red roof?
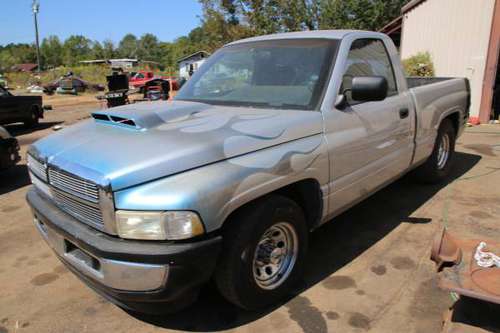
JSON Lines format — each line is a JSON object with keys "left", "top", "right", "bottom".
{"left": 13, "top": 63, "right": 38, "bottom": 72}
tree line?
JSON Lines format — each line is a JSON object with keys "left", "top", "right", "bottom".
{"left": 0, "top": 0, "right": 408, "bottom": 73}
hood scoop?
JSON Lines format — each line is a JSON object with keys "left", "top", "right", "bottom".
{"left": 91, "top": 110, "right": 166, "bottom": 130}
{"left": 92, "top": 113, "right": 137, "bottom": 127}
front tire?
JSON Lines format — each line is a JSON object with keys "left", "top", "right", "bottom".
{"left": 413, "top": 119, "right": 456, "bottom": 183}
{"left": 215, "top": 195, "right": 308, "bottom": 310}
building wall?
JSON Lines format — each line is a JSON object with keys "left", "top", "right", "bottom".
{"left": 401, "top": 0, "right": 496, "bottom": 118}
{"left": 179, "top": 59, "right": 206, "bottom": 79}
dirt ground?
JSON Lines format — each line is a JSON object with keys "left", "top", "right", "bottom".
{"left": 0, "top": 96, "right": 499, "bottom": 333}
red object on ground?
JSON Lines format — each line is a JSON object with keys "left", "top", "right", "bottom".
{"left": 431, "top": 227, "right": 500, "bottom": 304}
{"left": 129, "top": 71, "right": 179, "bottom": 90}
{"left": 431, "top": 228, "right": 500, "bottom": 332}
{"left": 468, "top": 116, "right": 481, "bottom": 125}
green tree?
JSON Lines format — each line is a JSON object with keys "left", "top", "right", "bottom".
{"left": 91, "top": 41, "right": 105, "bottom": 59}
{"left": 62, "top": 35, "right": 92, "bottom": 65}
{"left": 41, "top": 36, "right": 63, "bottom": 68}
{"left": 199, "top": 0, "right": 408, "bottom": 36}
{"left": 0, "top": 51, "right": 16, "bottom": 72}
{"left": 319, "top": 0, "right": 409, "bottom": 30}
{"left": 137, "top": 33, "right": 161, "bottom": 62}
{"left": 102, "top": 39, "right": 115, "bottom": 59}
{"left": 117, "top": 34, "right": 138, "bottom": 58}
{"left": 0, "top": 43, "right": 37, "bottom": 71}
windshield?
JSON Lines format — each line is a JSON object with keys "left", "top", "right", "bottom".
{"left": 175, "top": 39, "right": 339, "bottom": 110}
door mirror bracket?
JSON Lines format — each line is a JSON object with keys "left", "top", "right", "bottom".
{"left": 334, "top": 94, "right": 348, "bottom": 109}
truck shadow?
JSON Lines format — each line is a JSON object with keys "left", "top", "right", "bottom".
{"left": 0, "top": 165, "right": 31, "bottom": 195}
{"left": 129, "top": 151, "right": 482, "bottom": 332}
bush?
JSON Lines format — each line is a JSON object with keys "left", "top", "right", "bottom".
{"left": 402, "top": 52, "right": 435, "bottom": 77}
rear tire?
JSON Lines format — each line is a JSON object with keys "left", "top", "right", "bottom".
{"left": 413, "top": 119, "right": 456, "bottom": 184}
{"left": 24, "top": 106, "right": 40, "bottom": 128}
{"left": 215, "top": 195, "right": 308, "bottom": 310}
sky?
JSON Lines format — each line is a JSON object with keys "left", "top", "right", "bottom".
{"left": 0, "top": 0, "right": 203, "bottom": 46}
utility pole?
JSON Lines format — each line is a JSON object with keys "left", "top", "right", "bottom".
{"left": 32, "top": 0, "right": 41, "bottom": 73}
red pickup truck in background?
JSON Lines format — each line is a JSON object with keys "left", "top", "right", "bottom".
{"left": 129, "top": 71, "right": 179, "bottom": 90}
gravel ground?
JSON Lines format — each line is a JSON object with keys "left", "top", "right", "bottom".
{"left": 0, "top": 98, "right": 499, "bottom": 333}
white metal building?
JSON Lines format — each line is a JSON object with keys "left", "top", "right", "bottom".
{"left": 79, "top": 59, "right": 139, "bottom": 69}
{"left": 178, "top": 51, "right": 210, "bottom": 80}
{"left": 383, "top": 0, "right": 500, "bottom": 123}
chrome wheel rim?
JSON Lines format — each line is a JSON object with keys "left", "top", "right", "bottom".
{"left": 437, "top": 133, "right": 450, "bottom": 170}
{"left": 253, "top": 222, "right": 298, "bottom": 290}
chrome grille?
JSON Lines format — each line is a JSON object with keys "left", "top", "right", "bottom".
{"left": 48, "top": 169, "right": 99, "bottom": 203}
{"left": 27, "top": 154, "right": 47, "bottom": 181}
{"left": 52, "top": 189, "right": 104, "bottom": 229}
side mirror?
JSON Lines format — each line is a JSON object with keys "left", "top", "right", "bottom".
{"left": 351, "top": 76, "right": 388, "bottom": 102}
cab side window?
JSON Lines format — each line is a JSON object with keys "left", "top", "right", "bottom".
{"left": 342, "top": 39, "right": 398, "bottom": 103}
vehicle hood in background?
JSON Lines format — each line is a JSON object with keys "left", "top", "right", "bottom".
{"left": 30, "top": 101, "right": 323, "bottom": 190}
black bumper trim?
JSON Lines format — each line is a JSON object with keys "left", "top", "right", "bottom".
{"left": 27, "top": 187, "right": 223, "bottom": 305}
{"left": 27, "top": 187, "right": 222, "bottom": 264}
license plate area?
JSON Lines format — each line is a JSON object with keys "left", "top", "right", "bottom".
{"left": 65, "top": 240, "right": 101, "bottom": 272}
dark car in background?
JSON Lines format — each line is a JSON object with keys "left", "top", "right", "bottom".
{"left": 0, "top": 126, "right": 20, "bottom": 170}
{"left": 43, "top": 76, "right": 105, "bottom": 95}
{"left": 0, "top": 85, "right": 43, "bottom": 128}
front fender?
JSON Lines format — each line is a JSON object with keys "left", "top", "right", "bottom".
{"left": 114, "top": 134, "right": 329, "bottom": 232}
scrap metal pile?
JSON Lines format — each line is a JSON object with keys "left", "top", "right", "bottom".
{"left": 431, "top": 228, "right": 499, "bottom": 332}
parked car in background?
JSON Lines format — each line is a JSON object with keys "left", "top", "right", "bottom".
{"left": 129, "top": 70, "right": 179, "bottom": 91}
{"left": 43, "top": 75, "right": 104, "bottom": 95}
{"left": 0, "top": 85, "right": 43, "bottom": 127}
{"left": 0, "top": 126, "right": 20, "bottom": 170}
{"left": 26, "top": 30, "right": 469, "bottom": 314}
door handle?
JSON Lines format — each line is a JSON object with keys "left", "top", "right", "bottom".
{"left": 399, "top": 108, "right": 409, "bottom": 119}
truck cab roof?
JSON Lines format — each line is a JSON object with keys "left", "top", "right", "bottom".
{"left": 228, "top": 30, "right": 388, "bottom": 46}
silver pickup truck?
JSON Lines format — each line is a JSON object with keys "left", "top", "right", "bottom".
{"left": 26, "top": 30, "right": 469, "bottom": 313}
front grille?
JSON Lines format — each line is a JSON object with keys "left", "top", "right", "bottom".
{"left": 28, "top": 158, "right": 109, "bottom": 232}
{"left": 49, "top": 169, "right": 99, "bottom": 203}
{"left": 52, "top": 188, "right": 104, "bottom": 230}
{"left": 27, "top": 154, "right": 47, "bottom": 181}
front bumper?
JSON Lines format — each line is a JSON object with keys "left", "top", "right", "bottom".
{"left": 0, "top": 138, "right": 20, "bottom": 170}
{"left": 26, "top": 188, "right": 222, "bottom": 311}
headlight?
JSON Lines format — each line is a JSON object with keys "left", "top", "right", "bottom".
{"left": 116, "top": 210, "right": 204, "bottom": 240}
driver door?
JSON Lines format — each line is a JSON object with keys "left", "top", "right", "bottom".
{"left": 325, "top": 38, "right": 414, "bottom": 216}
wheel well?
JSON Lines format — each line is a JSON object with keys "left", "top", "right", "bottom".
{"left": 222, "top": 179, "right": 323, "bottom": 232}
{"left": 275, "top": 179, "right": 323, "bottom": 230}
{"left": 444, "top": 112, "right": 459, "bottom": 135}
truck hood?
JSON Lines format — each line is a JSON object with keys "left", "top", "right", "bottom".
{"left": 31, "top": 100, "right": 323, "bottom": 190}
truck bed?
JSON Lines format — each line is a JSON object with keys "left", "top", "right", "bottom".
{"left": 406, "top": 76, "right": 458, "bottom": 89}
{"left": 408, "top": 76, "right": 470, "bottom": 165}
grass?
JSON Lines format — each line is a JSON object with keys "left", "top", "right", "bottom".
{"left": 4, "top": 65, "right": 179, "bottom": 90}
